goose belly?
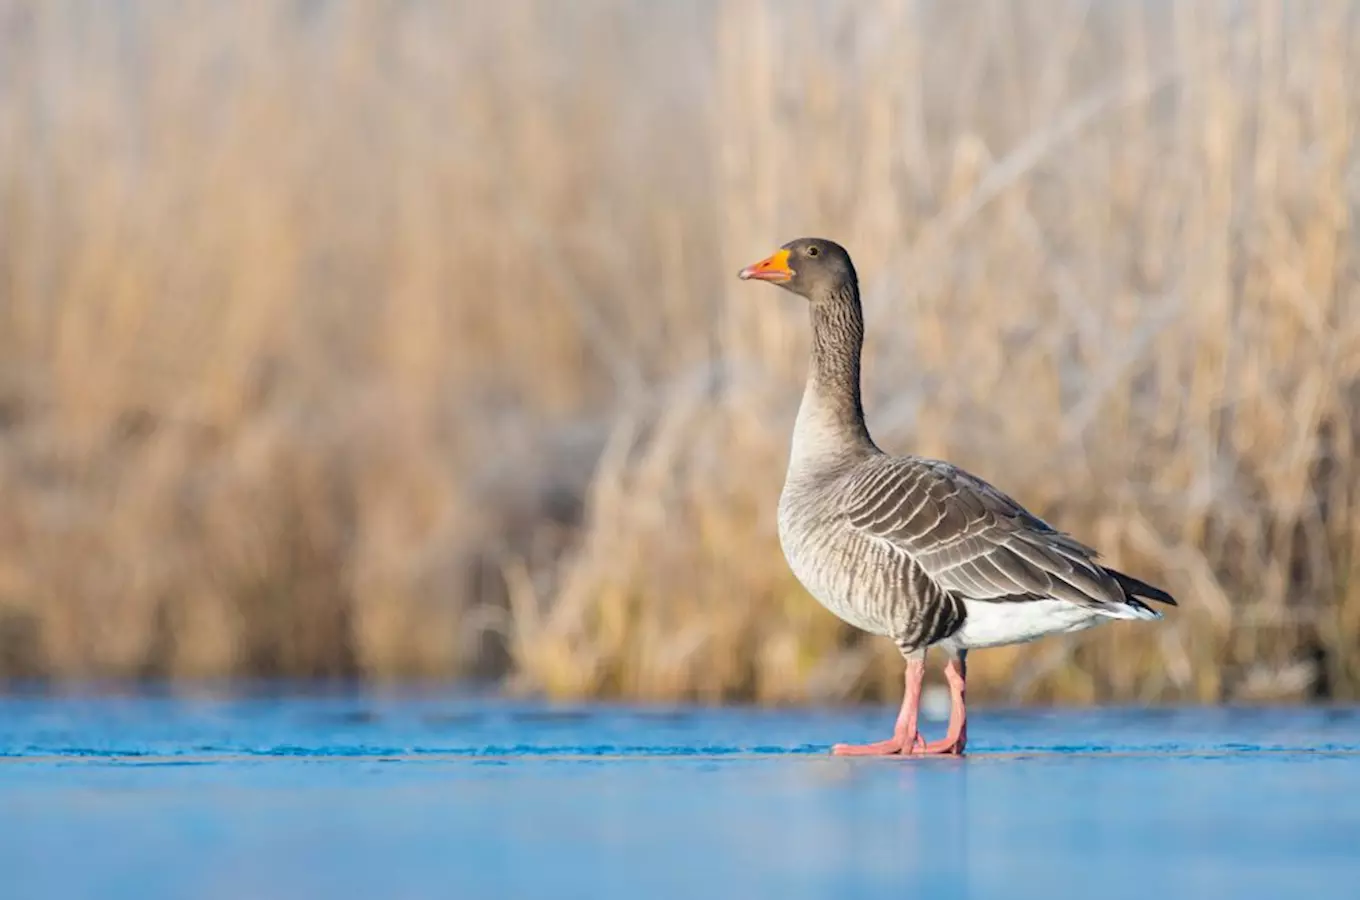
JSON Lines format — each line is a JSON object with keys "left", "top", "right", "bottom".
{"left": 786, "top": 562, "right": 894, "bottom": 636}
{"left": 777, "top": 522, "right": 897, "bottom": 638}
{"left": 947, "top": 599, "right": 1104, "bottom": 650}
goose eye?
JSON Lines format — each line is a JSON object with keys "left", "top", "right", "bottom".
{"left": 807, "top": 246, "right": 820, "bottom": 258}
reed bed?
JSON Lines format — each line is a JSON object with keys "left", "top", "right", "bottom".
{"left": 1, "top": 0, "right": 1356, "bottom": 704}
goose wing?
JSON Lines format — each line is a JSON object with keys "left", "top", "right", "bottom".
{"left": 842, "top": 456, "right": 1173, "bottom": 611}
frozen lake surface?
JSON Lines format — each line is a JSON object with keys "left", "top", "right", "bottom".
{"left": 3, "top": 691, "right": 1359, "bottom": 899}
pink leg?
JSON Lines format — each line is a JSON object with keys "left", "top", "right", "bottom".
{"left": 922, "top": 653, "right": 967, "bottom": 756}
{"left": 832, "top": 655, "right": 927, "bottom": 756}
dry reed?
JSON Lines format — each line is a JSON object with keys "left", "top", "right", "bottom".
{"left": 1, "top": 0, "right": 1357, "bottom": 704}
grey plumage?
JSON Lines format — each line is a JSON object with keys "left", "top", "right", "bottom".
{"left": 753, "top": 237, "right": 1176, "bottom": 661}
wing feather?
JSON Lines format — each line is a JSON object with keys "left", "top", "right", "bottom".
{"left": 843, "top": 456, "right": 1158, "bottom": 612}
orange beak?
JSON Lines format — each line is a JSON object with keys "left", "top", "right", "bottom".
{"left": 738, "top": 248, "right": 794, "bottom": 283}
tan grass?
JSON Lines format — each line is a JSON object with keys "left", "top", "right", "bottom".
{"left": 1, "top": 0, "right": 1357, "bottom": 703}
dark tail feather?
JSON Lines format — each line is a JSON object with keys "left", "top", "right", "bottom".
{"left": 1108, "top": 568, "right": 1178, "bottom": 607}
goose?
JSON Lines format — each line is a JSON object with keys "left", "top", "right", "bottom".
{"left": 738, "top": 237, "right": 1176, "bottom": 756}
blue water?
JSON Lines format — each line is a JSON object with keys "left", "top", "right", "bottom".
{"left": 3, "top": 692, "right": 1358, "bottom": 900}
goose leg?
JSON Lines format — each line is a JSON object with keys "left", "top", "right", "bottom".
{"left": 921, "top": 652, "right": 967, "bottom": 756}
{"left": 832, "top": 653, "right": 927, "bottom": 756}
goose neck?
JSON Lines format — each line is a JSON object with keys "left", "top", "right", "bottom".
{"left": 789, "top": 283, "right": 877, "bottom": 472}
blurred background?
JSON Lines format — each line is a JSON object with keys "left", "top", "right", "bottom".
{"left": 0, "top": 0, "right": 1356, "bottom": 707}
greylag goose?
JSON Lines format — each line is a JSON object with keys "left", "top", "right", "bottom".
{"left": 738, "top": 238, "right": 1176, "bottom": 756}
